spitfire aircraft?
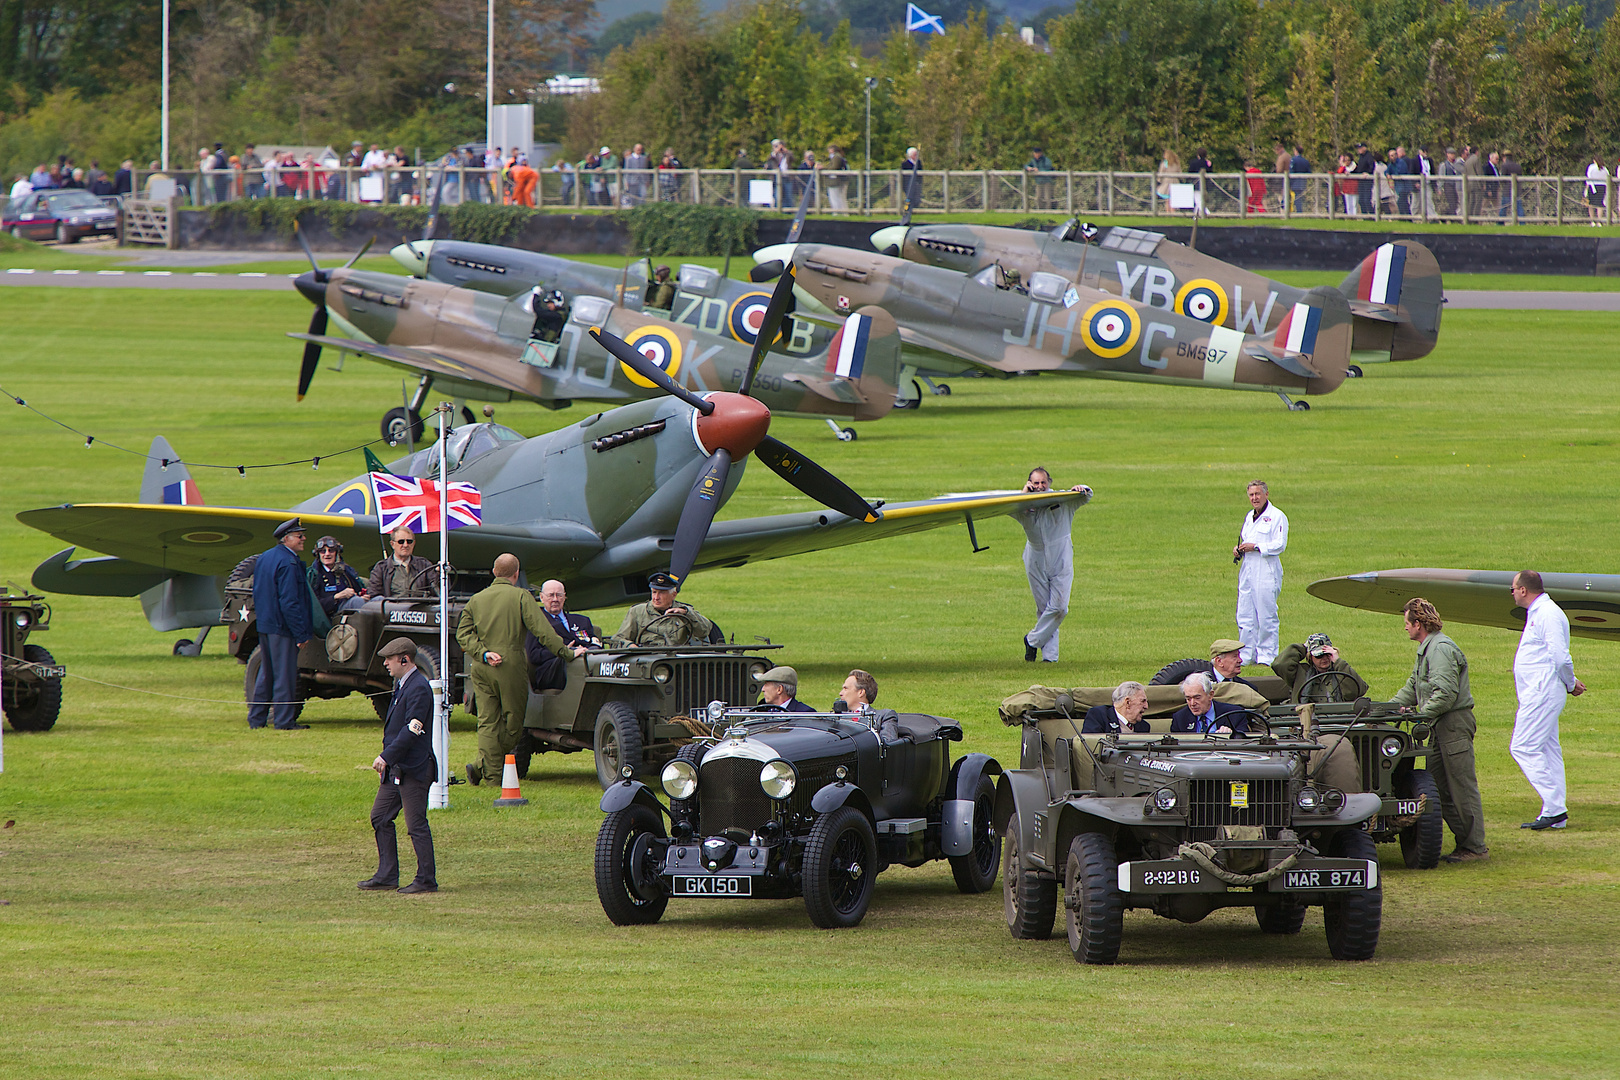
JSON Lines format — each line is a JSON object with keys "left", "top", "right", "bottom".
{"left": 758, "top": 242, "right": 1355, "bottom": 410}
{"left": 1308, "top": 569, "right": 1620, "bottom": 641}
{"left": 23, "top": 289, "right": 1090, "bottom": 646}
{"left": 291, "top": 243, "right": 902, "bottom": 444}
{"left": 866, "top": 220, "right": 1442, "bottom": 377}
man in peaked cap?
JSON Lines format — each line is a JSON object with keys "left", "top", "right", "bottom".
{"left": 249, "top": 518, "right": 312, "bottom": 730}
{"left": 1272, "top": 632, "right": 1370, "bottom": 704}
{"left": 613, "top": 571, "right": 713, "bottom": 648}
{"left": 755, "top": 666, "right": 813, "bottom": 713}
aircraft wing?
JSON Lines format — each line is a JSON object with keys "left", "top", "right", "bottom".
{"left": 691, "top": 489, "right": 1091, "bottom": 570}
{"left": 16, "top": 503, "right": 378, "bottom": 576}
{"left": 1347, "top": 299, "right": 1401, "bottom": 323}
{"left": 288, "top": 334, "right": 535, "bottom": 396}
{"left": 1308, "top": 568, "right": 1620, "bottom": 641}
{"left": 781, "top": 372, "right": 869, "bottom": 404}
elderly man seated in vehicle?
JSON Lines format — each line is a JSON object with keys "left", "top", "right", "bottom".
{"left": 1082, "top": 680, "right": 1151, "bottom": 734}
{"left": 756, "top": 665, "right": 814, "bottom": 712}
{"left": 1208, "top": 638, "right": 1262, "bottom": 690}
{"left": 1170, "top": 672, "right": 1249, "bottom": 735}
{"left": 1272, "top": 632, "right": 1370, "bottom": 704}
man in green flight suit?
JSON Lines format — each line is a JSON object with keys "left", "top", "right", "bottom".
{"left": 613, "top": 571, "right": 713, "bottom": 647}
{"left": 456, "top": 553, "right": 584, "bottom": 786}
{"left": 1271, "top": 632, "right": 1369, "bottom": 703}
{"left": 1390, "top": 597, "right": 1487, "bottom": 863}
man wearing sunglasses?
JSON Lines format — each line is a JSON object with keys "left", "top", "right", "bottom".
{"left": 367, "top": 528, "right": 435, "bottom": 598}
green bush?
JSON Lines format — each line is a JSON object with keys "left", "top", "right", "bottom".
{"left": 441, "top": 202, "right": 542, "bottom": 245}
{"left": 623, "top": 203, "right": 759, "bottom": 256}
{"left": 203, "top": 199, "right": 425, "bottom": 239}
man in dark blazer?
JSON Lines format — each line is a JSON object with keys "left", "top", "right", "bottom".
{"left": 756, "top": 666, "right": 815, "bottom": 713}
{"left": 360, "top": 638, "right": 439, "bottom": 894}
{"left": 524, "top": 578, "right": 601, "bottom": 692}
{"left": 1170, "top": 672, "right": 1249, "bottom": 735}
{"left": 1082, "top": 681, "right": 1151, "bottom": 734}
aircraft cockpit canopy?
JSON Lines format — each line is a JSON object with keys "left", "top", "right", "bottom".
{"left": 388, "top": 422, "right": 527, "bottom": 478}
{"left": 676, "top": 264, "right": 721, "bottom": 296}
{"left": 1098, "top": 227, "right": 1165, "bottom": 255}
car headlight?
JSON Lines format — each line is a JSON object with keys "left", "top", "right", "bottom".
{"left": 749, "top": 662, "right": 767, "bottom": 679}
{"left": 1321, "top": 788, "right": 1346, "bottom": 812}
{"left": 661, "top": 759, "right": 698, "bottom": 799}
{"left": 1296, "top": 787, "right": 1321, "bottom": 812}
{"left": 13, "top": 611, "right": 31, "bottom": 629}
{"left": 1152, "top": 787, "right": 1178, "bottom": 811}
{"left": 651, "top": 663, "right": 672, "bottom": 684}
{"left": 707, "top": 700, "right": 726, "bottom": 725}
{"left": 1380, "top": 736, "right": 1404, "bottom": 758}
{"left": 759, "top": 759, "right": 797, "bottom": 800}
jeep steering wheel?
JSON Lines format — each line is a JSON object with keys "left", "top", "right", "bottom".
{"left": 1297, "top": 669, "right": 1361, "bottom": 704}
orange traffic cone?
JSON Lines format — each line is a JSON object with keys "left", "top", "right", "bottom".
{"left": 493, "top": 754, "right": 529, "bottom": 807}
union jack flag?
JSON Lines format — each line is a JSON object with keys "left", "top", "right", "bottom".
{"left": 369, "top": 473, "right": 482, "bottom": 534}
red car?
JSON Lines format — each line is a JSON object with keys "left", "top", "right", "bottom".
{"left": 3, "top": 188, "right": 118, "bottom": 243}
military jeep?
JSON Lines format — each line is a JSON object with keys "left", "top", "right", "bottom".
{"left": 997, "top": 698, "right": 1383, "bottom": 964}
{"left": 2, "top": 590, "right": 65, "bottom": 732}
{"left": 1263, "top": 690, "right": 1443, "bottom": 870}
{"left": 222, "top": 572, "right": 468, "bottom": 723}
{"left": 512, "top": 645, "right": 786, "bottom": 788}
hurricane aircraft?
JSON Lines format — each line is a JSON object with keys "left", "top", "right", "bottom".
{"left": 865, "top": 220, "right": 1443, "bottom": 378}
{"left": 1309, "top": 569, "right": 1620, "bottom": 641}
{"left": 23, "top": 278, "right": 1090, "bottom": 649}
{"left": 755, "top": 242, "right": 1356, "bottom": 410}
{"left": 290, "top": 235, "right": 902, "bottom": 444}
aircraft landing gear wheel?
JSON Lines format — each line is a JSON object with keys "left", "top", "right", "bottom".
{"left": 838, "top": 427, "right": 856, "bottom": 442}
{"left": 460, "top": 406, "right": 476, "bottom": 425}
{"left": 173, "top": 639, "right": 194, "bottom": 656}
{"left": 1291, "top": 400, "right": 1311, "bottom": 411}
{"left": 895, "top": 379, "right": 923, "bottom": 410}
{"left": 937, "top": 383, "right": 951, "bottom": 395}
{"left": 382, "top": 407, "right": 425, "bottom": 445}
{"left": 1347, "top": 365, "right": 1364, "bottom": 378}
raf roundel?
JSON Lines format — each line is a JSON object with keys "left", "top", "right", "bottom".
{"left": 1174, "top": 278, "right": 1229, "bottom": 326}
{"left": 727, "top": 291, "right": 782, "bottom": 346}
{"left": 1080, "top": 300, "right": 1141, "bottom": 359}
{"left": 620, "top": 326, "right": 684, "bottom": 388}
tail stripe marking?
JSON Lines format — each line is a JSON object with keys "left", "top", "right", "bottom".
{"left": 828, "top": 311, "right": 871, "bottom": 378}
{"left": 1363, "top": 243, "right": 1406, "bottom": 305}
{"left": 1274, "top": 302, "right": 1321, "bottom": 355}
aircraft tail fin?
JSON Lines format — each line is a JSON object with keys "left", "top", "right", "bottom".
{"left": 1338, "top": 240, "right": 1442, "bottom": 362}
{"left": 1256, "top": 286, "right": 1353, "bottom": 392}
{"left": 138, "top": 436, "right": 204, "bottom": 507}
{"left": 825, "top": 306, "right": 903, "bottom": 421}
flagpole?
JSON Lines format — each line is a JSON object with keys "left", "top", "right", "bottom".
{"left": 430, "top": 401, "right": 452, "bottom": 810}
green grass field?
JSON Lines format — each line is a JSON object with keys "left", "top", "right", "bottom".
{"left": 2, "top": 286, "right": 1618, "bottom": 1078}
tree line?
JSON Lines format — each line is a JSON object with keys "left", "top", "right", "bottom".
{"left": 7, "top": 0, "right": 1620, "bottom": 184}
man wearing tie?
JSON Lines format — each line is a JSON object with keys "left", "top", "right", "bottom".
{"left": 525, "top": 579, "right": 600, "bottom": 692}
{"left": 359, "top": 638, "right": 439, "bottom": 894}
{"left": 1170, "top": 673, "right": 1249, "bottom": 735}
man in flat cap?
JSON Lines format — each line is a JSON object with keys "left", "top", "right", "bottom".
{"left": 1272, "top": 632, "right": 1369, "bottom": 704}
{"left": 360, "top": 638, "right": 438, "bottom": 894}
{"left": 249, "top": 517, "right": 313, "bottom": 730}
{"left": 456, "top": 553, "right": 585, "bottom": 785}
{"left": 1208, "top": 638, "right": 1262, "bottom": 692}
{"left": 613, "top": 571, "right": 713, "bottom": 648}
{"left": 755, "top": 666, "right": 813, "bottom": 713}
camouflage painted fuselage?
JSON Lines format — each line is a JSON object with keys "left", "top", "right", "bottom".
{"left": 786, "top": 244, "right": 1353, "bottom": 398}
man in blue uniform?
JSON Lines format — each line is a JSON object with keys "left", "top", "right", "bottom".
{"left": 360, "top": 638, "right": 438, "bottom": 894}
{"left": 249, "top": 517, "right": 313, "bottom": 730}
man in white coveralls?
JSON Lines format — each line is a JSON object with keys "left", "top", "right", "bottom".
{"left": 1232, "top": 480, "right": 1288, "bottom": 666}
{"left": 1509, "top": 571, "right": 1585, "bottom": 831}
{"left": 1018, "top": 467, "right": 1091, "bottom": 663}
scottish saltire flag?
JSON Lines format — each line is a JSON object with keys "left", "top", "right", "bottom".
{"left": 1272, "top": 303, "right": 1322, "bottom": 355}
{"left": 370, "top": 473, "right": 483, "bottom": 534}
{"left": 1358, "top": 243, "right": 1406, "bottom": 305}
{"left": 827, "top": 311, "right": 872, "bottom": 378}
{"left": 906, "top": 2, "right": 945, "bottom": 33}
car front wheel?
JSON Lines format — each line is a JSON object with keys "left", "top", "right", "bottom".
{"left": 4, "top": 644, "right": 63, "bottom": 731}
{"left": 948, "top": 772, "right": 1000, "bottom": 894}
{"left": 1065, "top": 832, "right": 1123, "bottom": 964}
{"left": 1398, "top": 769, "right": 1443, "bottom": 870}
{"left": 594, "top": 803, "right": 668, "bottom": 925}
{"left": 803, "top": 806, "right": 877, "bottom": 929}
{"left": 1323, "top": 828, "right": 1382, "bottom": 960}
{"left": 594, "top": 701, "right": 644, "bottom": 789}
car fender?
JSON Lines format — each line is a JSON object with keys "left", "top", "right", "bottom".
{"left": 943, "top": 753, "right": 1003, "bottom": 855}
{"left": 599, "top": 778, "right": 666, "bottom": 819}
{"left": 1335, "top": 791, "right": 1383, "bottom": 826}
{"left": 1052, "top": 800, "right": 1141, "bottom": 868}
{"left": 810, "top": 781, "right": 873, "bottom": 820}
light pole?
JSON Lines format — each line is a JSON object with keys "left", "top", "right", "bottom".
{"left": 161, "top": 0, "right": 170, "bottom": 171}
{"left": 864, "top": 76, "right": 876, "bottom": 214}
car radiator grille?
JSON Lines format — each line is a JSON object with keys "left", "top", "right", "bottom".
{"left": 672, "top": 660, "right": 754, "bottom": 716}
{"left": 1346, "top": 733, "right": 1384, "bottom": 792}
{"left": 1187, "top": 778, "right": 1288, "bottom": 828}
{"left": 699, "top": 757, "right": 775, "bottom": 836}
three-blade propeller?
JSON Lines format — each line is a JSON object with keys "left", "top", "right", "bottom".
{"left": 292, "top": 221, "right": 375, "bottom": 400}
{"left": 587, "top": 265, "right": 880, "bottom": 586}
